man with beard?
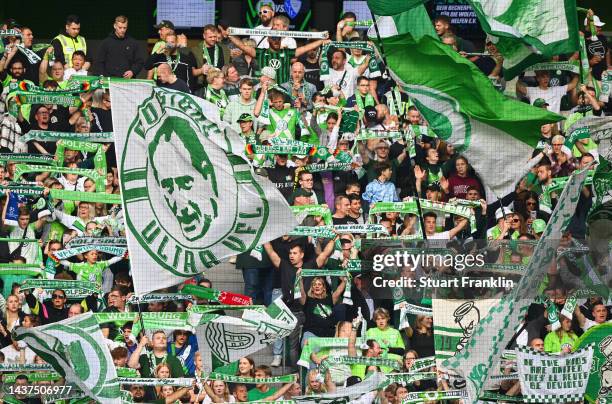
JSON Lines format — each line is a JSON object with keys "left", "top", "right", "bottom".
{"left": 145, "top": 33, "right": 198, "bottom": 92}
{"left": 1, "top": 27, "right": 44, "bottom": 84}
{"left": 250, "top": 3, "right": 275, "bottom": 48}
{"left": 323, "top": 49, "right": 370, "bottom": 99}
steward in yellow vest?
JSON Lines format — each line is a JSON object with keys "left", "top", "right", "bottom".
{"left": 51, "top": 14, "right": 89, "bottom": 70}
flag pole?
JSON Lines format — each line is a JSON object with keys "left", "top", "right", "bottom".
{"left": 368, "top": 8, "right": 428, "bottom": 239}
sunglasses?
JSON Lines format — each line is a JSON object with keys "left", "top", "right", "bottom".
{"left": 260, "top": 10, "right": 270, "bottom": 14}
{"left": 512, "top": 219, "right": 520, "bottom": 223}
{"left": 52, "top": 294, "right": 66, "bottom": 299}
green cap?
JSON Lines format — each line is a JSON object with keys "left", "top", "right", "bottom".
{"left": 533, "top": 98, "right": 549, "bottom": 108}
{"left": 532, "top": 219, "right": 546, "bottom": 234}
{"left": 237, "top": 113, "right": 253, "bottom": 123}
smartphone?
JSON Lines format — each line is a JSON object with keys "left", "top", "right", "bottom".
{"left": 530, "top": 210, "right": 537, "bottom": 219}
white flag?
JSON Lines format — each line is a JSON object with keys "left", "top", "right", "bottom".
{"left": 110, "top": 82, "right": 297, "bottom": 294}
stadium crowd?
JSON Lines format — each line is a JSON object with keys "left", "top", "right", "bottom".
{"left": 0, "top": 4, "right": 610, "bottom": 403}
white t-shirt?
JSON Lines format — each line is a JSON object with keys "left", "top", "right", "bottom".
{"left": 202, "top": 394, "right": 236, "bottom": 404}
{"left": 428, "top": 231, "right": 450, "bottom": 240}
{"left": 582, "top": 318, "right": 611, "bottom": 332}
{"left": 63, "top": 68, "right": 88, "bottom": 81}
{"left": 0, "top": 344, "right": 37, "bottom": 364}
{"left": 251, "top": 24, "right": 271, "bottom": 49}
{"left": 58, "top": 175, "right": 87, "bottom": 192}
{"left": 526, "top": 85, "right": 568, "bottom": 114}
{"left": 324, "top": 65, "right": 359, "bottom": 99}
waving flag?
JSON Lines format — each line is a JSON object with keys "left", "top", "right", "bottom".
{"left": 382, "top": 33, "right": 563, "bottom": 198}
{"left": 15, "top": 312, "right": 121, "bottom": 403}
{"left": 468, "top": 0, "right": 580, "bottom": 79}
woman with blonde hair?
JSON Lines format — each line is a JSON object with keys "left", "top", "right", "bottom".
{"left": 201, "top": 67, "right": 229, "bottom": 118}
{"left": 297, "top": 272, "right": 346, "bottom": 346}
{"left": 405, "top": 315, "right": 434, "bottom": 358}
{"left": 154, "top": 362, "right": 172, "bottom": 398}
{"left": 305, "top": 369, "right": 336, "bottom": 395}
{"left": 203, "top": 380, "right": 235, "bottom": 403}
{"left": 544, "top": 315, "right": 578, "bottom": 354}
{"left": 0, "top": 294, "right": 25, "bottom": 346}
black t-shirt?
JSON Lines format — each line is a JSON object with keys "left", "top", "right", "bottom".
{"left": 90, "top": 107, "right": 113, "bottom": 132}
{"left": 145, "top": 50, "right": 197, "bottom": 91}
{"left": 585, "top": 33, "right": 609, "bottom": 80}
{"left": 279, "top": 258, "right": 317, "bottom": 311}
{"left": 266, "top": 164, "right": 295, "bottom": 201}
{"left": 298, "top": 56, "right": 323, "bottom": 91}
{"left": 159, "top": 78, "right": 191, "bottom": 93}
{"left": 332, "top": 216, "right": 358, "bottom": 225}
{"left": 303, "top": 293, "right": 335, "bottom": 337}
{"left": 474, "top": 56, "right": 497, "bottom": 76}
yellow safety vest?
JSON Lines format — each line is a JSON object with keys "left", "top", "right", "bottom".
{"left": 53, "top": 33, "right": 87, "bottom": 68}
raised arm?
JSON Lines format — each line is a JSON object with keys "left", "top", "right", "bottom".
{"left": 127, "top": 335, "right": 148, "bottom": 369}
{"left": 356, "top": 54, "right": 371, "bottom": 76}
{"left": 448, "top": 217, "right": 468, "bottom": 239}
{"left": 297, "top": 268, "right": 306, "bottom": 306}
{"left": 295, "top": 38, "right": 329, "bottom": 59}
{"left": 315, "top": 234, "right": 338, "bottom": 267}
{"left": 253, "top": 81, "right": 269, "bottom": 118}
{"left": 573, "top": 304, "right": 586, "bottom": 329}
{"left": 229, "top": 35, "right": 256, "bottom": 58}
{"left": 331, "top": 277, "right": 347, "bottom": 305}
{"left": 39, "top": 47, "right": 52, "bottom": 84}
{"left": 263, "top": 242, "right": 281, "bottom": 268}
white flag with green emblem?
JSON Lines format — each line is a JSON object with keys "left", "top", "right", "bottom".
{"left": 110, "top": 82, "right": 298, "bottom": 294}
{"left": 14, "top": 312, "right": 121, "bottom": 403}
{"left": 468, "top": 0, "right": 580, "bottom": 80}
{"left": 382, "top": 33, "right": 564, "bottom": 198}
{"left": 441, "top": 166, "right": 593, "bottom": 402}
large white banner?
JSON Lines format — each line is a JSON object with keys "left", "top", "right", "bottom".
{"left": 110, "top": 82, "right": 297, "bottom": 294}
{"left": 517, "top": 345, "right": 594, "bottom": 403}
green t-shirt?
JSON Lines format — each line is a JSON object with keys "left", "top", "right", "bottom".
{"left": 544, "top": 331, "right": 578, "bottom": 353}
{"left": 267, "top": 107, "right": 300, "bottom": 139}
{"left": 247, "top": 386, "right": 277, "bottom": 401}
{"left": 366, "top": 327, "right": 405, "bottom": 352}
{"left": 67, "top": 261, "right": 110, "bottom": 285}
{"left": 138, "top": 353, "right": 185, "bottom": 378}
{"left": 256, "top": 48, "right": 295, "bottom": 84}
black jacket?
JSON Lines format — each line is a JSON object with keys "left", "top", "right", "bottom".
{"left": 93, "top": 32, "right": 144, "bottom": 77}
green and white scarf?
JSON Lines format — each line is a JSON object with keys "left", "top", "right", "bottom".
{"left": 55, "top": 139, "right": 106, "bottom": 174}
{"left": 288, "top": 226, "right": 336, "bottom": 238}
{"left": 525, "top": 61, "right": 580, "bottom": 74}
{"left": 355, "top": 128, "right": 404, "bottom": 141}
{"left": 0, "top": 263, "right": 43, "bottom": 276}
{"left": 294, "top": 268, "right": 351, "bottom": 304}
{"left": 380, "top": 372, "right": 437, "bottom": 387}
{"left": 126, "top": 293, "right": 196, "bottom": 304}
{"left": 21, "top": 130, "right": 114, "bottom": 143}
{"left": 3, "top": 372, "right": 61, "bottom": 383}
{"left": 318, "top": 356, "right": 400, "bottom": 375}
{"left": 333, "top": 224, "right": 388, "bottom": 235}
{"left": 116, "top": 377, "right": 193, "bottom": 387}
{"left": 304, "top": 162, "right": 352, "bottom": 172}
{"left": 206, "top": 372, "right": 298, "bottom": 384}
{"left": 51, "top": 245, "right": 127, "bottom": 261}
{"left": 65, "top": 236, "right": 127, "bottom": 248}
{"left": 14, "top": 92, "right": 82, "bottom": 107}
{"left": 320, "top": 42, "right": 380, "bottom": 80}
{"left": 403, "top": 390, "right": 468, "bottom": 403}
{"left": 291, "top": 204, "right": 333, "bottom": 225}
{"left": 49, "top": 189, "right": 122, "bottom": 204}
{"left": 20, "top": 279, "right": 101, "bottom": 299}
{"left": 13, "top": 164, "right": 105, "bottom": 192}
{"left": 0, "top": 153, "right": 54, "bottom": 165}
{"left": 297, "top": 336, "right": 367, "bottom": 368}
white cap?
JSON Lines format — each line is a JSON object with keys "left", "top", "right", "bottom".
{"left": 584, "top": 15, "right": 605, "bottom": 27}
{"left": 495, "top": 206, "right": 513, "bottom": 221}
{"left": 261, "top": 66, "right": 277, "bottom": 80}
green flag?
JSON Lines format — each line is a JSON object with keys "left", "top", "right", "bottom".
{"left": 382, "top": 33, "right": 563, "bottom": 198}
{"left": 367, "top": 5, "right": 437, "bottom": 41}
{"left": 468, "top": 0, "right": 580, "bottom": 80}
{"left": 366, "top": 0, "right": 427, "bottom": 16}
{"left": 574, "top": 323, "right": 612, "bottom": 403}
{"left": 14, "top": 312, "right": 121, "bottom": 403}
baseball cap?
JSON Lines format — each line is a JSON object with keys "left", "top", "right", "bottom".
{"left": 261, "top": 66, "right": 277, "bottom": 81}
{"left": 584, "top": 15, "right": 605, "bottom": 27}
{"left": 294, "top": 188, "right": 313, "bottom": 198}
{"left": 364, "top": 105, "right": 377, "bottom": 122}
{"left": 237, "top": 113, "right": 253, "bottom": 123}
{"left": 154, "top": 20, "right": 175, "bottom": 30}
{"left": 426, "top": 183, "right": 441, "bottom": 192}
{"left": 495, "top": 207, "right": 514, "bottom": 221}
{"left": 533, "top": 98, "right": 549, "bottom": 108}
{"left": 532, "top": 219, "right": 546, "bottom": 234}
